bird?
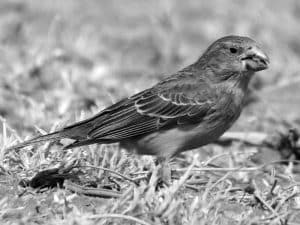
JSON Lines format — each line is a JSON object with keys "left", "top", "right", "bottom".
{"left": 7, "top": 35, "right": 269, "bottom": 171}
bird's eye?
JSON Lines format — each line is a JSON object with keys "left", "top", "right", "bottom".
{"left": 229, "top": 47, "right": 238, "bottom": 54}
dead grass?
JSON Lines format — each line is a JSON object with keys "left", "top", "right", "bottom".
{"left": 1, "top": 0, "right": 300, "bottom": 224}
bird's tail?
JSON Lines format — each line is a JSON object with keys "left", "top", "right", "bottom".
{"left": 6, "top": 131, "right": 63, "bottom": 151}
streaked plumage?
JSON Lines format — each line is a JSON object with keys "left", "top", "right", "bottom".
{"left": 7, "top": 35, "right": 269, "bottom": 158}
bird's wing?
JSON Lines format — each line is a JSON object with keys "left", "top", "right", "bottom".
{"left": 80, "top": 75, "right": 216, "bottom": 142}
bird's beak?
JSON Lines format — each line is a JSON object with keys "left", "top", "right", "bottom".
{"left": 241, "top": 46, "right": 270, "bottom": 72}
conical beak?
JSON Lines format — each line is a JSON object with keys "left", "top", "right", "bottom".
{"left": 241, "top": 46, "right": 270, "bottom": 71}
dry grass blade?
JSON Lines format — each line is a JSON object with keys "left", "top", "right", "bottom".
{"left": 64, "top": 180, "right": 122, "bottom": 198}
{"left": 83, "top": 164, "right": 137, "bottom": 183}
{"left": 88, "top": 213, "right": 153, "bottom": 225}
{"left": 175, "top": 166, "right": 261, "bottom": 172}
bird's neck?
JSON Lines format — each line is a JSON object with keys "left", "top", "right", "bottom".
{"left": 234, "top": 71, "right": 254, "bottom": 90}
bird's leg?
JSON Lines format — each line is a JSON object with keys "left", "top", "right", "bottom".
{"left": 156, "top": 157, "right": 172, "bottom": 186}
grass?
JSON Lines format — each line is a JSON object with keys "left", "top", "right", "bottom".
{"left": 1, "top": 0, "right": 300, "bottom": 224}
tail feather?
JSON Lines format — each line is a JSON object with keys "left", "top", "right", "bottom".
{"left": 63, "top": 139, "right": 97, "bottom": 150}
{"left": 6, "top": 131, "right": 63, "bottom": 150}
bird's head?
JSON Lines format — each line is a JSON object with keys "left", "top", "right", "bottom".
{"left": 197, "top": 35, "right": 269, "bottom": 80}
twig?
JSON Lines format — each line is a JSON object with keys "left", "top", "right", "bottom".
{"left": 64, "top": 180, "right": 122, "bottom": 198}
{"left": 131, "top": 175, "right": 148, "bottom": 182}
{"left": 82, "top": 165, "right": 137, "bottom": 184}
{"left": 130, "top": 171, "right": 149, "bottom": 176}
{"left": 175, "top": 166, "right": 262, "bottom": 172}
{"left": 88, "top": 213, "right": 152, "bottom": 225}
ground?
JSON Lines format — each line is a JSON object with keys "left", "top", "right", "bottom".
{"left": 1, "top": 0, "right": 300, "bottom": 224}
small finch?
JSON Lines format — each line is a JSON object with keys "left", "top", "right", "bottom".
{"left": 8, "top": 35, "right": 269, "bottom": 162}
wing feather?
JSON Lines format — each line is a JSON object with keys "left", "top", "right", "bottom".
{"left": 63, "top": 75, "right": 215, "bottom": 144}
{"left": 97, "top": 118, "right": 158, "bottom": 140}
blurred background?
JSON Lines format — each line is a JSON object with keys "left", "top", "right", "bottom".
{"left": 0, "top": 0, "right": 300, "bottom": 136}
{"left": 1, "top": 1, "right": 300, "bottom": 224}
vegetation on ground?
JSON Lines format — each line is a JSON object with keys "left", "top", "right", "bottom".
{"left": 1, "top": 0, "right": 300, "bottom": 224}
